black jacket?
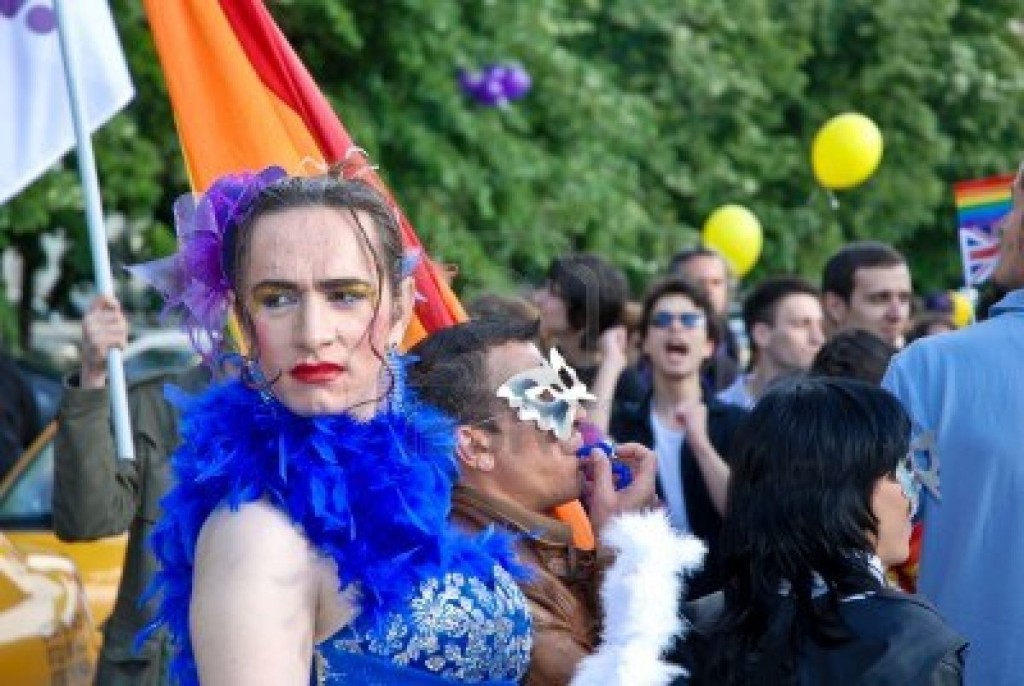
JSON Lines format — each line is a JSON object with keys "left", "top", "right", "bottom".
{"left": 673, "top": 588, "right": 967, "bottom": 685}
{"left": 608, "top": 386, "right": 747, "bottom": 598}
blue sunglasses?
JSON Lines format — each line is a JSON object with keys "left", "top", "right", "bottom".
{"left": 650, "top": 311, "right": 705, "bottom": 329}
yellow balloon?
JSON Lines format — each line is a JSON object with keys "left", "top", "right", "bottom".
{"left": 811, "top": 113, "right": 884, "bottom": 190}
{"left": 949, "top": 290, "right": 973, "bottom": 328}
{"left": 701, "top": 205, "right": 763, "bottom": 278}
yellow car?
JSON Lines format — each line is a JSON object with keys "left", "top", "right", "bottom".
{"left": 0, "top": 423, "right": 127, "bottom": 683}
{"left": 0, "top": 532, "right": 97, "bottom": 684}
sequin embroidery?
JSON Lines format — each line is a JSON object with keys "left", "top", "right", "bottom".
{"left": 317, "top": 566, "right": 531, "bottom": 684}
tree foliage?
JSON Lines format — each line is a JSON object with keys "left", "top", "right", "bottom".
{"left": 1, "top": 0, "right": 1022, "bottom": 345}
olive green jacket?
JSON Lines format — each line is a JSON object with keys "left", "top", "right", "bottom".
{"left": 53, "top": 365, "right": 208, "bottom": 686}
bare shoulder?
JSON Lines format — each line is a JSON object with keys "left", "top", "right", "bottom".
{"left": 196, "top": 499, "right": 312, "bottom": 564}
{"left": 190, "top": 501, "right": 324, "bottom": 685}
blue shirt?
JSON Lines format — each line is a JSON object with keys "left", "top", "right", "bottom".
{"left": 883, "top": 289, "right": 1024, "bottom": 685}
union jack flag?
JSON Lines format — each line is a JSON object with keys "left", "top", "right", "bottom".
{"left": 958, "top": 227, "right": 1000, "bottom": 285}
{"left": 953, "top": 173, "right": 1014, "bottom": 286}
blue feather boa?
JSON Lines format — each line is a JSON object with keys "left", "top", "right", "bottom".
{"left": 142, "top": 376, "right": 524, "bottom": 686}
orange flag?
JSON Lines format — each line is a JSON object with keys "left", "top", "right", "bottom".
{"left": 143, "top": 0, "right": 593, "bottom": 549}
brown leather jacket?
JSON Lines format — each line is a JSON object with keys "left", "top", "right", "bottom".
{"left": 450, "top": 485, "right": 601, "bottom": 686}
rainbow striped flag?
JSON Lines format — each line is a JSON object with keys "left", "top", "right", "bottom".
{"left": 953, "top": 173, "right": 1014, "bottom": 284}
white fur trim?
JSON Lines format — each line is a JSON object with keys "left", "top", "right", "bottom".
{"left": 570, "top": 510, "right": 706, "bottom": 686}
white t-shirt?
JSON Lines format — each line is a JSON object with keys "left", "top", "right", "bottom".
{"left": 651, "top": 410, "right": 689, "bottom": 532}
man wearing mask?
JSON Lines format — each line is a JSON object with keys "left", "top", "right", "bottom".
{"left": 408, "top": 319, "right": 657, "bottom": 686}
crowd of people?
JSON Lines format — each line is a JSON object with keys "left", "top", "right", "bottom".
{"left": 41, "top": 160, "right": 1024, "bottom": 685}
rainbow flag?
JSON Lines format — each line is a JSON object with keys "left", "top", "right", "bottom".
{"left": 953, "top": 173, "right": 1013, "bottom": 284}
{"left": 142, "top": 0, "right": 594, "bottom": 549}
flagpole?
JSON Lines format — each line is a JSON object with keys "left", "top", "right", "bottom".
{"left": 53, "top": 0, "right": 134, "bottom": 460}
{"left": 956, "top": 230, "right": 980, "bottom": 327}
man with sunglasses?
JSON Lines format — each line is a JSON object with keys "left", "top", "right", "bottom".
{"left": 407, "top": 319, "right": 658, "bottom": 686}
{"left": 883, "top": 165, "right": 1024, "bottom": 685}
{"left": 609, "top": 277, "right": 748, "bottom": 599}
{"left": 668, "top": 247, "right": 741, "bottom": 392}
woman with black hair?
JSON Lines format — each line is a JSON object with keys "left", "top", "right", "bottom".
{"left": 672, "top": 377, "right": 965, "bottom": 685}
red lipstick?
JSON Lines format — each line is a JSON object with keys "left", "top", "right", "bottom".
{"left": 290, "top": 362, "right": 344, "bottom": 384}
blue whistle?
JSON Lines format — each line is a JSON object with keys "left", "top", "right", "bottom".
{"left": 577, "top": 440, "right": 633, "bottom": 491}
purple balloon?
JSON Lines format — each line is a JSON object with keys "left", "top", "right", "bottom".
{"left": 477, "top": 77, "right": 507, "bottom": 107}
{"left": 500, "top": 64, "right": 532, "bottom": 100}
{"left": 458, "top": 68, "right": 484, "bottom": 93}
{"left": 459, "top": 62, "right": 531, "bottom": 107}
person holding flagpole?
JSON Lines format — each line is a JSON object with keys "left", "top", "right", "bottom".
{"left": 53, "top": 297, "right": 208, "bottom": 686}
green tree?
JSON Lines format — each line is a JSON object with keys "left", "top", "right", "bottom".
{"left": 3, "top": 0, "right": 1023, "bottom": 349}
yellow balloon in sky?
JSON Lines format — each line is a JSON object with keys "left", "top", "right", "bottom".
{"left": 949, "top": 290, "right": 974, "bottom": 328}
{"left": 811, "top": 113, "right": 884, "bottom": 190}
{"left": 702, "top": 205, "right": 763, "bottom": 278}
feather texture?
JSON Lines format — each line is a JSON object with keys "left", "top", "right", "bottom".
{"left": 571, "top": 510, "right": 706, "bottom": 686}
{"left": 140, "top": 373, "right": 524, "bottom": 686}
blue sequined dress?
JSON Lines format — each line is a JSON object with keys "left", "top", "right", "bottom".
{"left": 315, "top": 566, "right": 531, "bottom": 685}
{"left": 143, "top": 376, "right": 532, "bottom": 686}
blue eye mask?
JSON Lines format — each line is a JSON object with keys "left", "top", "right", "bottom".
{"left": 897, "top": 430, "right": 941, "bottom": 518}
{"left": 895, "top": 454, "right": 921, "bottom": 518}
{"left": 496, "top": 348, "right": 595, "bottom": 440}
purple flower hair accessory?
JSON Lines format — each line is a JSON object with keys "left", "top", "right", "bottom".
{"left": 127, "top": 166, "right": 287, "bottom": 363}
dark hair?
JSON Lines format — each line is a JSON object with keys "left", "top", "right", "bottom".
{"left": 667, "top": 246, "right": 732, "bottom": 279}
{"left": 407, "top": 319, "right": 539, "bottom": 426}
{"left": 230, "top": 174, "right": 403, "bottom": 300}
{"left": 742, "top": 276, "right": 820, "bottom": 350}
{"left": 640, "top": 277, "right": 720, "bottom": 348}
{"left": 228, "top": 172, "right": 404, "bottom": 394}
{"left": 821, "top": 241, "right": 906, "bottom": 302}
{"left": 466, "top": 292, "right": 539, "bottom": 327}
{"left": 546, "top": 254, "right": 628, "bottom": 348}
{"left": 810, "top": 329, "right": 896, "bottom": 385}
{"left": 697, "top": 377, "right": 911, "bottom": 684}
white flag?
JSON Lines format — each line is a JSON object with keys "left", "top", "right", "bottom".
{"left": 0, "top": 0, "right": 134, "bottom": 205}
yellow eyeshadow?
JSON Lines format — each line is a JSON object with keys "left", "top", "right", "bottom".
{"left": 331, "top": 282, "right": 377, "bottom": 302}
{"left": 252, "top": 284, "right": 291, "bottom": 300}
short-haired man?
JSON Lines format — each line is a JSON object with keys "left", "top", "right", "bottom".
{"left": 883, "top": 166, "right": 1024, "bottom": 684}
{"left": 668, "top": 247, "right": 740, "bottom": 390}
{"left": 821, "top": 241, "right": 913, "bottom": 348}
{"left": 408, "top": 319, "right": 656, "bottom": 686}
{"left": 609, "top": 277, "right": 747, "bottom": 599}
{"left": 718, "top": 276, "right": 825, "bottom": 409}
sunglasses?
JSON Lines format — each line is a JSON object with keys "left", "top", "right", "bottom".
{"left": 650, "top": 311, "right": 705, "bottom": 330}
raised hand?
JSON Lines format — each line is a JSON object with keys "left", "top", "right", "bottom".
{"left": 80, "top": 295, "right": 128, "bottom": 389}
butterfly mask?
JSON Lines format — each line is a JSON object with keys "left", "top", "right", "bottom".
{"left": 496, "top": 348, "right": 595, "bottom": 440}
